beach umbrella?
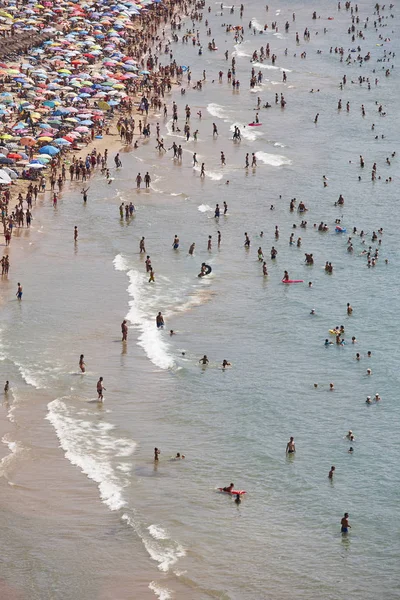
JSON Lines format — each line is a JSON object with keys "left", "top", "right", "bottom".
{"left": 39, "top": 145, "right": 59, "bottom": 155}
{"left": 0, "top": 169, "right": 12, "bottom": 184}
{"left": 54, "top": 138, "right": 71, "bottom": 145}
{"left": 2, "top": 167, "right": 18, "bottom": 179}
{"left": 7, "top": 152, "right": 23, "bottom": 159}
{"left": 28, "top": 163, "right": 47, "bottom": 169}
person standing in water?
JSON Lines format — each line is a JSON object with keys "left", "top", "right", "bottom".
{"left": 154, "top": 447, "right": 161, "bottom": 461}
{"left": 74, "top": 226, "right": 78, "bottom": 242}
{"left": 156, "top": 312, "right": 164, "bottom": 329}
{"left": 121, "top": 319, "right": 128, "bottom": 341}
{"left": 341, "top": 512, "right": 351, "bottom": 533}
{"left": 173, "top": 235, "right": 180, "bottom": 249}
{"left": 81, "top": 187, "right": 89, "bottom": 202}
{"left": 97, "top": 377, "right": 105, "bottom": 402}
{"left": 189, "top": 242, "right": 195, "bottom": 255}
{"left": 286, "top": 436, "right": 295, "bottom": 453}
{"left": 79, "top": 355, "right": 85, "bottom": 373}
{"left": 16, "top": 283, "right": 23, "bottom": 300}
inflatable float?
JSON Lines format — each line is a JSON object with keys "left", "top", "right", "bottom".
{"left": 282, "top": 279, "right": 303, "bottom": 284}
{"left": 218, "top": 488, "right": 246, "bottom": 495}
{"left": 198, "top": 263, "right": 212, "bottom": 277}
{"left": 248, "top": 122, "right": 262, "bottom": 126}
{"left": 335, "top": 226, "right": 347, "bottom": 233}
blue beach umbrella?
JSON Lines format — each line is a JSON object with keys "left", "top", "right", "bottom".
{"left": 39, "top": 145, "right": 59, "bottom": 155}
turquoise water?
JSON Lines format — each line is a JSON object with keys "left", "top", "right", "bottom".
{"left": 1, "top": 0, "right": 400, "bottom": 598}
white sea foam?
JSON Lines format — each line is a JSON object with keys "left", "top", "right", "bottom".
{"left": 233, "top": 43, "right": 251, "bottom": 58}
{"left": 46, "top": 398, "right": 136, "bottom": 511}
{"left": 230, "top": 123, "right": 261, "bottom": 142}
{"left": 149, "top": 524, "right": 169, "bottom": 540}
{"left": 193, "top": 166, "right": 223, "bottom": 181}
{"left": 207, "top": 102, "right": 230, "bottom": 121}
{"left": 149, "top": 582, "right": 172, "bottom": 600}
{"left": 114, "top": 255, "right": 175, "bottom": 370}
{"left": 14, "top": 361, "right": 43, "bottom": 389}
{"left": 123, "top": 513, "right": 186, "bottom": 572}
{"left": 255, "top": 151, "right": 292, "bottom": 167}
{"left": 165, "top": 119, "right": 186, "bottom": 140}
{"left": 251, "top": 18, "right": 264, "bottom": 32}
{"left": 198, "top": 204, "right": 213, "bottom": 212}
{"left": 0, "top": 434, "right": 24, "bottom": 476}
{"left": 274, "top": 142, "right": 286, "bottom": 148}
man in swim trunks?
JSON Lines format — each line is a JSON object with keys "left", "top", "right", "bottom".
{"left": 199, "top": 355, "right": 209, "bottom": 365}
{"left": 341, "top": 513, "right": 351, "bottom": 533}
{"left": 156, "top": 312, "right": 164, "bottom": 329}
{"left": 16, "top": 283, "right": 23, "bottom": 300}
{"left": 286, "top": 437, "right": 295, "bottom": 453}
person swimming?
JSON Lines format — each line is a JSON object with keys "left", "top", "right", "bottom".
{"left": 223, "top": 483, "right": 234, "bottom": 492}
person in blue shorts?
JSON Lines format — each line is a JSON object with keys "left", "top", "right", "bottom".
{"left": 341, "top": 513, "right": 351, "bottom": 533}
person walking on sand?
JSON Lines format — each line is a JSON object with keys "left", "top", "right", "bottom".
{"left": 121, "top": 319, "right": 128, "bottom": 341}
{"left": 79, "top": 354, "right": 86, "bottom": 373}
{"left": 97, "top": 377, "right": 105, "bottom": 402}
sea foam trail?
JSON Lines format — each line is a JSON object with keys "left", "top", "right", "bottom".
{"left": 148, "top": 582, "right": 172, "bottom": 600}
{"left": 122, "top": 514, "right": 186, "bottom": 572}
{"left": 252, "top": 61, "right": 291, "bottom": 73}
{"left": 46, "top": 398, "right": 136, "bottom": 511}
{"left": 207, "top": 102, "right": 230, "bottom": 121}
{"left": 233, "top": 42, "right": 251, "bottom": 58}
{"left": 255, "top": 151, "right": 292, "bottom": 167}
{"left": 114, "top": 255, "right": 175, "bottom": 370}
{"left": 47, "top": 398, "right": 185, "bottom": 576}
{"left": 251, "top": 18, "right": 264, "bottom": 32}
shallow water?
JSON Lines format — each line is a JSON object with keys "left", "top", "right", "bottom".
{"left": 1, "top": 0, "right": 400, "bottom": 598}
